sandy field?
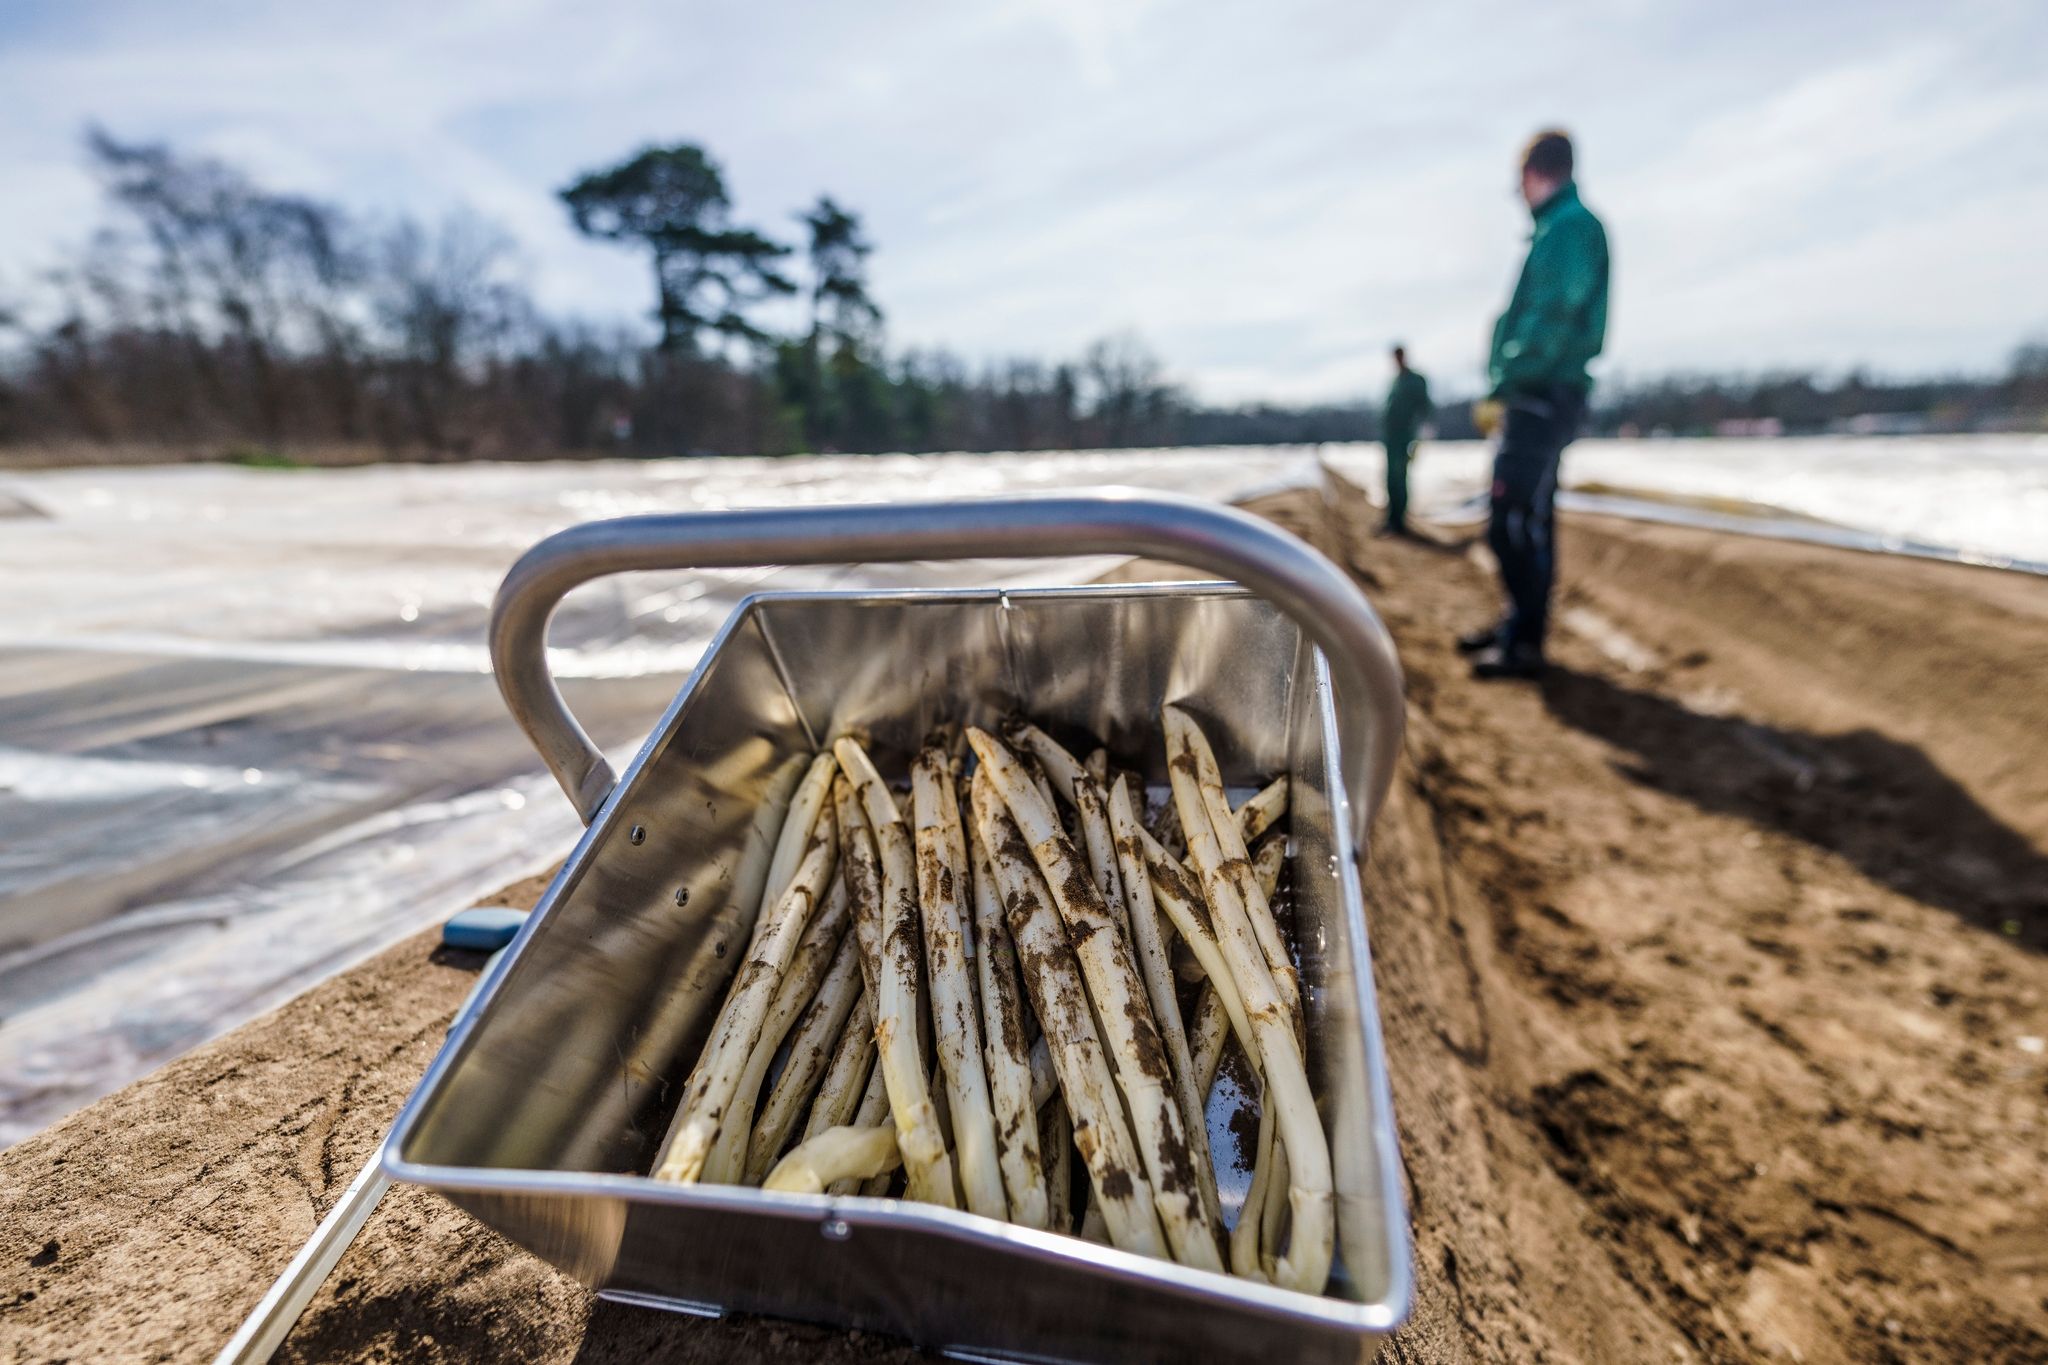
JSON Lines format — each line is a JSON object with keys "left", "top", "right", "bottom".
{"left": 2, "top": 481, "right": 2044, "bottom": 1363}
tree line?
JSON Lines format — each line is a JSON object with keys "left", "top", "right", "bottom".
{"left": 1591, "top": 359, "right": 2048, "bottom": 438}
{"left": 0, "top": 131, "right": 2041, "bottom": 463}
{"left": 0, "top": 133, "right": 1203, "bottom": 460}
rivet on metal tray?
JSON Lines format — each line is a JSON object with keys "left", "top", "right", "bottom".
{"left": 674, "top": 887, "right": 690, "bottom": 907}
{"left": 629, "top": 825, "right": 646, "bottom": 845}
{"left": 821, "top": 1218, "right": 851, "bottom": 1242}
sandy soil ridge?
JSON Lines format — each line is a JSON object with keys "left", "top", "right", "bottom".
{"left": 2, "top": 485, "right": 2043, "bottom": 1362}
{"left": 1332, "top": 489, "right": 2047, "bottom": 1364}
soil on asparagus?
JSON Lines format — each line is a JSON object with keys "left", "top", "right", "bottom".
{"left": 1, "top": 480, "right": 2043, "bottom": 1363}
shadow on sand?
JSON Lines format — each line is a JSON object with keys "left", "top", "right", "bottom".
{"left": 1539, "top": 667, "right": 2048, "bottom": 949}
{"left": 569, "top": 1297, "right": 929, "bottom": 1363}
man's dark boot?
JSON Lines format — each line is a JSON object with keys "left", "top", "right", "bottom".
{"left": 1471, "top": 642, "right": 1546, "bottom": 680}
{"left": 1455, "top": 623, "right": 1504, "bottom": 654}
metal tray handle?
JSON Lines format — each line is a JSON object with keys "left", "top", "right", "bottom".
{"left": 489, "top": 490, "right": 1403, "bottom": 845}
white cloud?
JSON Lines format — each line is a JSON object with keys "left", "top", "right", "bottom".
{"left": 0, "top": 0, "right": 2041, "bottom": 402}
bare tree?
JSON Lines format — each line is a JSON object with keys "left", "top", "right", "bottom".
{"left": 370, "top": 213, "right": 530, "bottom": 453}
{"left": 83, "top": 128, "right": 358, "bottom": 441}
{"left": 1082, "top": 333, "right": 1179, "bottom": 446}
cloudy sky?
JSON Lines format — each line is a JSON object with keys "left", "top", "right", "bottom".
{"left": 2, "top": 0, "right": 2044, "bottom": 403}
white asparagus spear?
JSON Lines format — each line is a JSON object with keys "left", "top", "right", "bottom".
{"left": 842, "top": 773, "right": 943, "bottom": 1149}
{"left": 1145, "top": 783, "right": 1286, "bottom": 1000}
{"left": 1236, "top": 776, "right": 1289, "bottom": 847}
{"left": 1228, "top": 1052, "right": 1292, "bottom": 1284}
{"left": 764, "top": 1124, "right": 902, "bottom": 1195}
{"left": 1196, "top": 746, "right": 1301, "bottom": 1279}
{"left": 1017, "top": 750, "right": 1061, "bottom": 827}
{"left": 742, "top": 931, "right": 865, "bottom": 1182}
{"left": 1154, "top": 781, "right": 1289, "bottom": 913}
{"left": 1181, "top": 829, "right": 1283, "bottom": 1112}
{"left": 831, "top": 772, "right": 898, "bottom": 1201}
{"left": 849, "top": 1055, "right": 890, "bottom": 1125}
{"left": 1232, "top": 1087, "right": 1278, "bottom": 1279}
{"left": 803, "top": 993, "right": 876, "bottom": 1141}
{"left": 1139, "top": 827, "right": 1258, "bottom": 1062}
{"left": 833, "top": 775, "right": 883, "bottom": 1001}
{"left": 654, "top": 814, "right": 838, "bottom": 1183}
{"left": 967, "top": 732, "right": 1219, "bottom": 1270}
{"left": 971, "top": 770, "right": 1164, "bottom": 1258}
{"left": 1260, "top": 1126, "right": 1291, "bottom": 1279}
{"left": 1012, "top": 729, "right": 1216, "bottom": 1245}
{"left": 936, "top": 754, "right": 972, "bottom": 918}
{"left": 1108, "top": 775, "right": 1222, "bottom": 1235}
{"left": 969, "top": 819, "right": 1051, "bottom": 1229}
{"left": 931, "top": 748, "right": 977, "bottom": 974}
{"left": 701, "top": 872, "right": 851, "bottom": 1183}
{"left": 835, "top": 1062, "right": 893, "bottom": 1196}
{"left": 1168, "top": 711, "right": 1300, "bottom": 1035}
{"left": 1164, "top": 706, "right": 1332, "bottom": 1295}
{"left": 1231, "top": 1076, "right": 1293, "bottom": 1285}
{"left": 1010, "top": 724, "right": 1130, "bottom": 935}
{"left": 1142, "top": 820, "right": 1275, "bottom": 1272}
{"left": 752, "top": 751, "right": 839, "bottom": 953}
{"left": 1188, "top": 985, "right": 1230, "bottom": 1099}
{"left": 662, "top": 758, "right": 834, "bottom": 1149}
{"left": 912, "top": 746, "right": 1007, "bottom": 1221}
{"left": 839, "top": 770, "right": 941, "bottom": 1158}
{"left": 1250, "top": 817, "right": 1288, "bottom": 1268}
{"left": 833, "top": 737, "right": 957, "bottom": 1208}
{"left": 1251, "top": 832, "right": 1286, "bottom": 906}
{"left": 1141, "top": 818, "right": 1286, "bottom": 1280}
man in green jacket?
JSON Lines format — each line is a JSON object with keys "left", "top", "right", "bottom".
{"left": 1379, "top": 344, "right": 1432, "bottom": 536}
{"left": 1461, "top": 129, "right": 1610, "bottom": 679}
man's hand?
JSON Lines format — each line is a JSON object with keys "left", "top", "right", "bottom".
{"left": 1472, "top": 398, "right": 1505, "bottom": 438}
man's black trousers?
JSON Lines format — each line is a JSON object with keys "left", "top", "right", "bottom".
{"left": 1487, "top": 385, "right": 1585, "bottom": 655}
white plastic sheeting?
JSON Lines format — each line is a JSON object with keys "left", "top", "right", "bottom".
{"left": 1325, "top": 432, "right": 2048, "bottom": 568}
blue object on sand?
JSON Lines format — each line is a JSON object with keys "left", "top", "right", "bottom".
{"left": 442, "top": 906, "right": 528, "bottom": 952}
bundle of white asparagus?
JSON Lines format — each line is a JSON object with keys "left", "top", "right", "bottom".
{"left": 649, "top": 707, "right": 1329, "bottom": 1294}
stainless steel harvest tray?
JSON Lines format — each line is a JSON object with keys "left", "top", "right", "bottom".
{"left": 383, "top": 492, "right": 1413, "bottom": 1363}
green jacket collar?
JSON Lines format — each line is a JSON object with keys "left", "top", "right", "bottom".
{"left": 1531, "top": 180, "right": 1579, "bottom": 224}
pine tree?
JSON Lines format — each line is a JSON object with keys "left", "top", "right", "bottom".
{"left": 559, "top": 144, "right": 794, "bottom": 355}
